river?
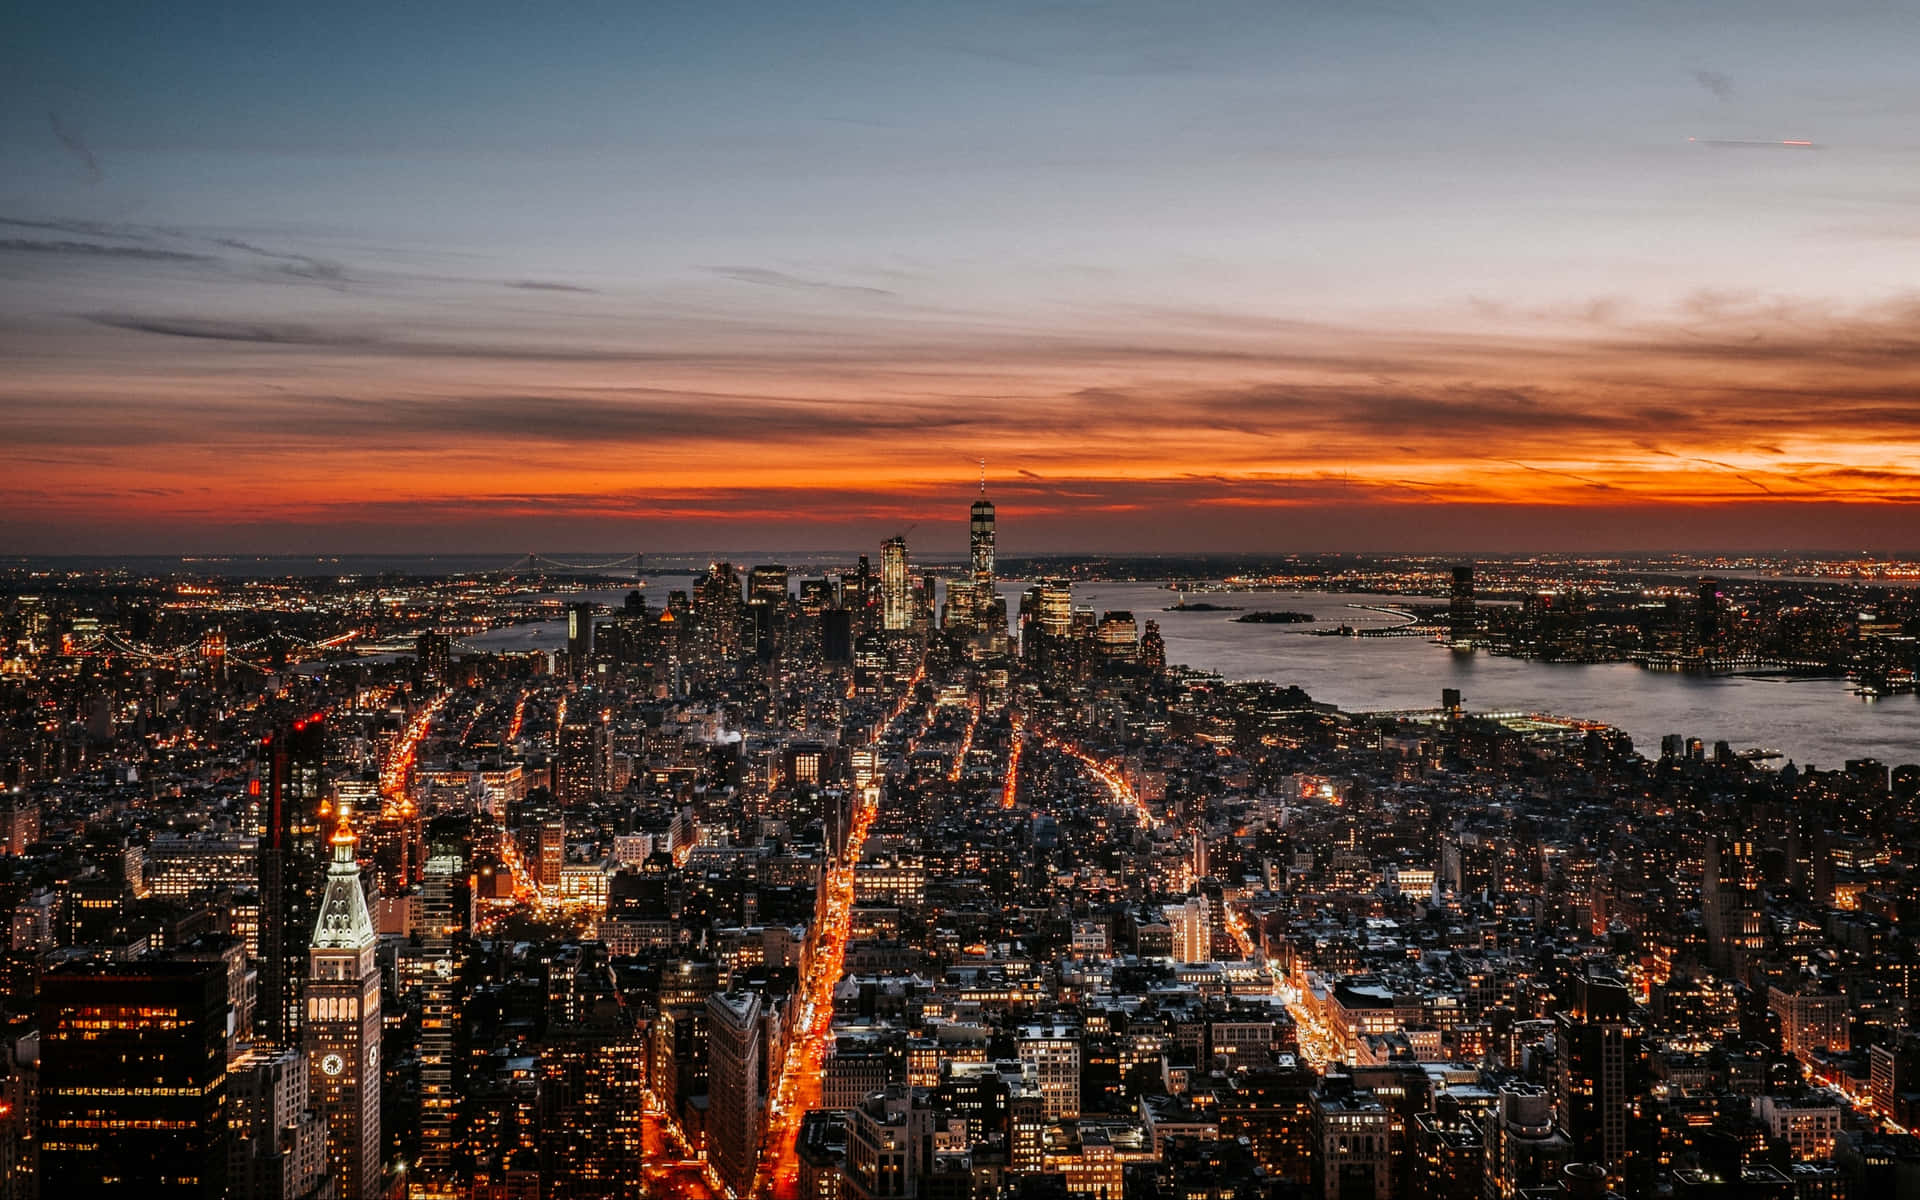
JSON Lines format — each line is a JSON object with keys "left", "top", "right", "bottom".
{"left": 1055, "top": 582, "right": 1917, "bottom": 769}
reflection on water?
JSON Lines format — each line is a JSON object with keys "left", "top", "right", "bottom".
{"left": 1053, "top": 583, "right": 1917, "bottom": 769}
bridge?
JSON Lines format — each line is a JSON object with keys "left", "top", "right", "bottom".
{"left": 499, "top": 552, "right": 645, "bottom": 579}
{"left": 73, "top": 628, "right": 360, "bottom": 673}
{"left": 75, "top": 625, "right": 515, "bottom": 668}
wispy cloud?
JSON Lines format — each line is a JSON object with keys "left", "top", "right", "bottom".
{"left": 2, "top": 239, "right": 212, "bottom": 262}
{"left": 1, "top": 215, "right": 147, "bottom": 239}
{"left": 1495, "top": 459, "right": 1615, "bottom": 491}
{"left": 84, "top": 313, "right": 376, "bottom": 346}
{"left": 46, "top": 113, "right": 101, "bottom": 183}
{"left": 707, "top": 265, "right": 897, "bottom": 298}
{"left": 213, "top": 238, "right": 349, "bottom": 284}
{"left": 506, "top": 279, "right": 599, "bottom": 293}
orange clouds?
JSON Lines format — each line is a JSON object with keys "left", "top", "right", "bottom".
{"left": 8, "top": 274, "right": 1920, "bottom": 552}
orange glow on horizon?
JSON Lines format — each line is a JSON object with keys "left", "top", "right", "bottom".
{"left": 11, "top": 297, "right": 1920, "bottom": 548}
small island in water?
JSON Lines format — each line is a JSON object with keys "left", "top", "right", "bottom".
{"left": 1164, "top": 600, "right": 1242, "bottom": 612}
{"left": 1233, "top": 610, "right": 1316, "bottom": 624}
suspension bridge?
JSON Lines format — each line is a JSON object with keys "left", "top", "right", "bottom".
{"left": 71, "top": 625, "right": 509, "bottom": 668}
{"left": 497, "top": 552, "right": 645, "bottom": 578}
{"left": 71, "top": 627, "right": 363, "bottom": 672}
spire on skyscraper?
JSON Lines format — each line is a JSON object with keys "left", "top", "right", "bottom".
{"left": 963, "top": 471, "right": 1002, "bottom": 643}
{"left": 313, "top": 808, "right": 375, "bottom": 950}
{"left": 306, "top": 797, "right": 382, "bottom": 1198}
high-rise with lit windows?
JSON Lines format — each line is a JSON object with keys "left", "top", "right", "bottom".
{"left": 304, "top": 814, "right": 382, "bottom": 1199}
{"left": 416, "top": 847, "right": 465, "bottom": 1192}
{"left": 258, "top": 712, "right": 328, "bottom": 1045}
{"left": 970, "top": 490, "right": 996, "bottom": 624}
{"left": 1553, "top": 970, "right": 1648, "bottom": 1190}
{"left": 566, "top": 602, "right": 596, "bottom": 679}
{"left": 748, "top": 563, "right": 791, "bottom": 608}
{"left": 557, "top": 709, "right": 608, "bottom": 806}
{"left": 1703, "top": 837, "right": 1765, "bottom": 973}
{"left": 38, "top": 958, "right": 230, "bottom": 1197}
{"left": 881, "top": 536, "right": 911, "bottom": 632}
{"left": 1448, "top": 565, "right": 1477, "bottom": 649}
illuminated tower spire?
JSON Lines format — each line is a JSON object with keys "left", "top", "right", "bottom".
{"left": 305, "top": 806, "right": 381, "bottom": 1197}
{"left": 314, "top": 810, "right": 374, "bottom": 947}
{"left": 971, "top": 468, "right": 995, "bottom": 586}
{"left": 968, "top": 467, "right": 1000, "bottom": 639}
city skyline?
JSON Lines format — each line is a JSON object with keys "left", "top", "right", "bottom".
{"left": 5, "top": 478, "right": 1919, "bottom": 1198}
{"left": 6, "top": 1, "right": 1919, "bottom": 553}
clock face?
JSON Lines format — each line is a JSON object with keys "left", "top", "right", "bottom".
{"left": 433, "top": 958, "right": 454, "bottom": 978}
{"left": 321, "top": 1053, "right": 345, "bottom": 1076}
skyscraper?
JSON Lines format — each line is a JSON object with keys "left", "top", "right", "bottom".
{"left": 38, "top": 959, "right": 230, "bottom": 1197}
{"left": 850, "top": 554, "right": 876, "bottom": 636}
{"left": 557, "top": 709, "right": 608, "bottom": 806}
{"left": 707, "top": 990, "right": 765, "bottom": 1198}
{"left": 1219, "top": 1061, "right": 1316, "bottom": 1185}
{"left": 1017, "top": 1024, "right": 1081, "bottom": 1119}
{"left": 1140, "top": 620, "right": 1166, "bottom": 673}
{"left": 1553, "top": 970, "right": 1648, "bottom": 1188}
{"left": 305, "top": 814, "right": 383, "bottom": 1199}
{"left": 881, "top": 536, "right": 911, "bottom": 632}
{"left": 1311, "top": 1077, "right": 1394, "bottom": 1200}
{"left": 258, "top": 712, "right": 328, "bottom": 1045}
{"left": 415, "top": 630, "right": 453, "bottom": 685}
{"left": 748, "top": 563, "right": 791, "bottom": 608}
{"left": 538, "top": 819, "right": 566, "bottom": 891}
{"left": 1037, "top": 579, "right": 1072, "bottom": 639}
{"left": 416, "top": 848, "right": 465, "bottom": 1191}
{"left": 941, "top": 579, "right": 979, "bottom": 636}
{"left": 566, "top": 602, "right": 596, "bottom": 679}
{"left": 844, "top": 1087, "right": 925, "bottom": 1200}
{"left": 1019, "top": 577, "right": 1073, "bottom": 658}
{"left": 1485, "top": 1084, "right": 1570, "bottom": 1199}
{"left": 1094, "top": 611, "right": 1139, "bottom": 662}
{"left": 694, "top": 563, "right": 745, "bottom": 660}
{"left": 1410, "top": 1110, "right": 1484, "bottom": 1200}
{"left": 914, "top": 571, "right": 937, "bottom": 636}
{"left": 1696, "top": 577, "right": 1723, "bottom": 656}
{"left": 1769, "top": 985, "right": 1851, "bottom": 1066}
{"left": 228, "top": 1046, "right": 330, "bottom": 1200}
{"left": 0, "top": 789, "right": 40, "bottom": 854}
{"left": 970, "top": 485, "right": 996, "bottom": 627}
{"left": 1448, "top": 565, "right": 1477, "bottom": 649}
{"left": 1173, "top": 895, "right": 1212, "bottom": 964}
{"left": 200, "top": 628, "right": 228, "bottom": 685}
{"left": 1702, "top": 837, "right": 1765, "bottom": 973}
{"left": 747, "top": 564, "right": 791, "bottom": 661}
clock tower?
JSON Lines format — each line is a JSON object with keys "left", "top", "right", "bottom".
{"left": 305, "top": 810, "right": 382, "bottom": 1197}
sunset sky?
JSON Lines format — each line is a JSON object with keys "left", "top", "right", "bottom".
{"left": 5, "top": 0, "right": 1918, "bottom": 555}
